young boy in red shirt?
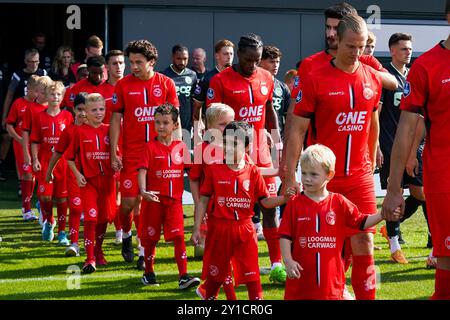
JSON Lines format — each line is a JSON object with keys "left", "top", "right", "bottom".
{"left": 191, "top": 121, "right": 292, "bottom": 300}
{"left": 46, "top": 93, "right": 87, "bottom": 256}
{"left": 30, "top": 81, "right": 73, "bottom": 244}
{"left": 137, "top": 103, "right": 199, "bottom": 289}
{"left": 66, "top": 93, "right": 116, "bottom": 273}
{"left": 279, "top": 144, "right": 400, "bottom": 299}
{"left": 189, "top": 103, "right": 237, "bottom": 299}
{"left": 6, "top": 75, "right": 39, "bottom": 221}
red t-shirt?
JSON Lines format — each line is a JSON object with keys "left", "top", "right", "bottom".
{"left": 102, "top": 81, "right": 115, "bottom": 124}
{"left": 206, "top": 66, "right": 274, "bottom": 167}
{"left": 111, "top": 73, "right": 179, "bottom": 161}
{"left": 279, "top": 192, "right": 368, "bottom": 300}
{"left": 293, "top": 62, "right": 382, "bottom": 178}
{"left": 62, "top": 78, "right": 110, "bottom": 110}
{"left": 400, "top": 42, "right": 450, "bottom": 193}
{"left": 139, "top": 139, "right": 188, "bottom": 200}
{"left": 291, "top": 50, "right": 385, "bottom": 99}
{"left": 189, "top": 141, "right": 224, "bottom": 182}
{"left": 6, "top": 97, "right": 34, "bottom": 136}
{"left": 22, "top": 102, "right": 47, "bottom": 133}
{"left": 200, "top": 162, "right": 269, "bottom": 221}
{"left": 30, "top": 109, "right": 73, "bottom": 162}
{"left": 66, "top": 123, "right": 114, "bottom": 178}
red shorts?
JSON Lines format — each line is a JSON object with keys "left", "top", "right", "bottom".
{"left": 13, "top": 140, "right": 32, "bottom": 176}
{"left": 139, "top": 197, "right": 184, "bottom": 242}
{"left": 424, "top": 193, "right": 450, "bottom": 257}
{"left": 202, "top": 218, "right": 260, "bottom": 286}
{"left": 80, "top": 175, "right": 116, "bottom": 223}
{"left": 67, "top": 169, "right": 82, "bottom": 209}
{"left": 119, "top": 159, "right": 140, "bottom": 198}
{"left": 327, "top": 172, "right": 377, "bottom": 236}
{"left": 36, "top": 160, "right": 68, "bottom": 198}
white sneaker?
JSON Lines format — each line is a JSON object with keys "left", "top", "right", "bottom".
{"left": 115, "top": 230, "right": 123, "bottom": 245}
{"left": 65, "top": 243, "right": 80, "bottom": 257}
{"left": 80, "top": 212, "right": 84, "bottom": 221}
{"left": 342, "top": 285, "right": 355, "bottom": 300}
{"left": 23, "top": 211, "right": 38, "bottom": 222}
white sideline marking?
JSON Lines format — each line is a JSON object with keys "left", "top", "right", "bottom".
{"left": 0, "top": 269, "right": 202, "bottom": 284}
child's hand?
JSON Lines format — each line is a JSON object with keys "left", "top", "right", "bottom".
{"left": 285, "top": 259, "right": 303, "bottom": 279}
{"left": 141, "top": 190, "right": 160, "bottom": 202}
{"left": 284, "top": 187, "right": 297, "bottom": 200}
{"left": 32, "top": 159, "right": 41, "bottom": 172}
{"left": 76, "top": 173, "right": 87, "bottom": 187}
{"left": 191, "top": 228, "right": 201, "bottom": 246}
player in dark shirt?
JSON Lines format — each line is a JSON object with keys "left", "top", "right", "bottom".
{"left": 162, "top": 44, "right": 197, "bottom": 134}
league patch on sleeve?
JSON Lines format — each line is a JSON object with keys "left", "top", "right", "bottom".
{"left": 403, "top": 81, "right": 411, "bottom": 97}
{"left": 207, "top": 88, "right": 214, "bottom": 100}
{"left": 296, "top": 90, "right": 302, "bottom": 103}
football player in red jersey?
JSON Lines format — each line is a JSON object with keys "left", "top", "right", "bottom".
{"left": 192, "top": 121, "right": 292, "bottom": 300}
{"left": 280, "top": 144, "right": 398, "bottom": 300}
{"left": 6, "top": 75, "right": 39, "bottom": 221}
{"left": 110, "top": 40, "right": 179, "bottom": 264}
{"left": 206, "top": 33, "right": 286, "bottom": 283}
{"left": 284, "top": 15, "right": 383, "bottom": 300}
{"left": 66, "top": 93, "right": 116, "bottom": 273}
{"left": 383, "top": 1, "right": 450, "bottom": 300}
{"left": 30, "top": 81, "right": 73, "bottom": 244}
{"left": 46, "top": 93, "right": 87, "bottom": 257}
{"left": 62, "top": 56, "right": 109, "bottom": 111}
{"left": 138, "top": 103, "right": 200, "bottom": 289}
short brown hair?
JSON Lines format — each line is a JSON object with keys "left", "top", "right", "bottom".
{"left": 214, "top": 39, "right": 234, "bottom": 53}
{"left": 337, "top": 14, "right": 368, "bottom": 41}
{"left": 105, "top": 50, "right": 124, "bottom": 64}
{"left": 388, "top": 33, "right": 413, "bottom": 48}
{"left": 154, "top": 103, "right": 179, "bottom": 123}
{"left": 86, "top": 35, "right": 103, "bottom": 49}
{"left": 262, "top": 45, "right": 282, "bottom": 60}
{"left": 324, "top": 2, "right": 357, "bottom": 20}
{"left": 125, "top": 40, "right": 158, "bottom": 62}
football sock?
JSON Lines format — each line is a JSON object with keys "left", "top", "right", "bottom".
{"left": 246, "top": 280, "right": 263, "bottom": 300}
{"left": 56, "top": 201, "right": 68, "bottom": 233}
{"left": 263, "top": 227, "right": 282, "bottom": 264}
{"left": 144, "top": 239, "right": 157, "bottom": 274}
{"left": 173, "top": 236, "right": 187, "bottom": 276}
{"left": 68, "top": 206, "right": 82, "bottom": 244}
{"left": 41, "top": 200, "right": 54, "bottom": 224}
{"left": 389, "top": 236, "right": 401, "bottom": 253}
{"left": 21, "top": 180, "right": 33, "bottom": 213}
{"left": 84, "top": 220, "right": 96, "bottom": 262}
{"left": 432, "top": 268, "right": 450, "bottom": 300}
{"left": 351, "top": 254, "right": 376, "bottom": 300}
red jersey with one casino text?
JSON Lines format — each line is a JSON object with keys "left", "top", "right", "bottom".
{"left": 63, "top": 78, "right": 110, "bottom": 110}
{"left": 206, "top": 66, "right": 274, "bottom": 167}
{"left": 6, "top": 97, "right": 34, "bottom": 136}
{"left": 66, "top": 123, "right": 113, "bottom": 178}
{"left": 279, "top": 192, "right": 369, "bottom": 300}
{"left": 200, "top": 162, "right": 269, "bottom": 221}
{"left": 139, "top": 139, "right": 188, "bottom": 201}
{"left": 111, "top": 73, "right": 179, "bottom": 161}
{"left": 400, "top": 42, "right": 450, "bottom": 193}
{"left": 291, "top": 50, "right": 385, "bottom": 99}
{"left": 22, "top": 102, "right": 47, "bottom": 133}
{"left": 30, "top": 109, "right": 73, "bottom": 162}
{"left": 293, "top": 62, "right": 382, "bottom": 178}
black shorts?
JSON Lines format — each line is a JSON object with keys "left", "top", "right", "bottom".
{"left": 379, "top": 144, "right": 423, "bottom": 190}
